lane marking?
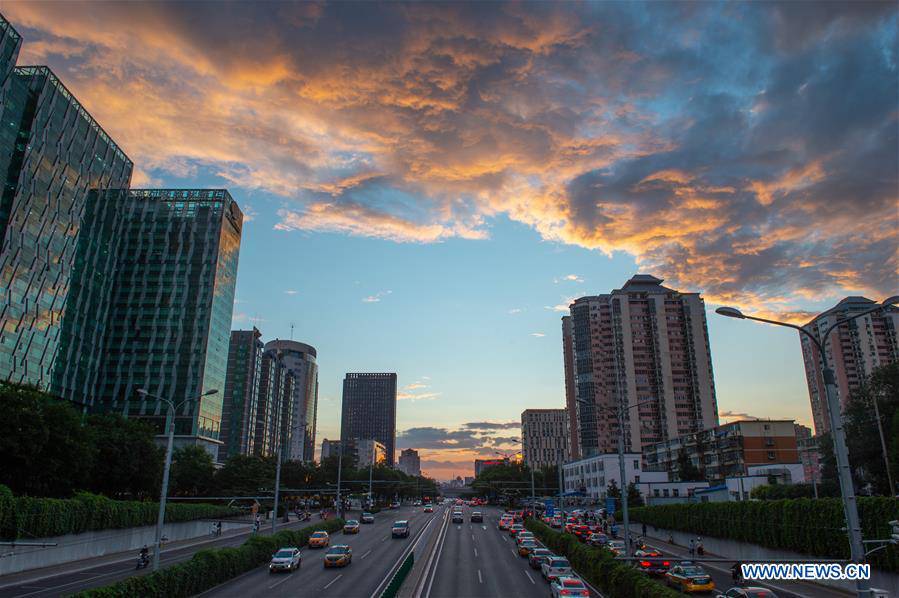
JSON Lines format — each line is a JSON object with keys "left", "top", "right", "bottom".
{"left": 360, "top": 549, "right": 372, "bottom": 560}
{"left": 323, "top": 574, "right": 343, "bottom": 590}
{"left": 471, "top": 533, "right": 475, "bottom": 541}
{"left": 474, "top": 547, "right": 478, "bottom": 557}
{"left": 381, "top": 536, "right": 388, "bottom": 542}
{"left": 422, "top": 510, "right": 451, "bottom": 598}
{"left": 268, "top": 572, "right": 295, "bottom": 590}
{"left": 478, "top": 569, "right": 483, "bottom": 584}
{"left": 524, "top": 570, "right": 536, "bottom": 585}
{"left": 510, "top": 548, "right": 517, "bottom": 558}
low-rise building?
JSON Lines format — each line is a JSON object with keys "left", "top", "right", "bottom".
{"left": 320, "top": 438, "right": 385, "bottom": 467}
{"left": 794, "top": 424, "right": 821, "bottom": 485}
{"left": 474, "top": 458, "right": 508, "bottom": 477}
{"left": 643, "top": 419, "right": 801, "bottom": 482}
{"left": 562, "top": 453, "right": 668, "bottom": 499}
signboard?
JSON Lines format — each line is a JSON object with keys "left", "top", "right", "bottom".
{"left": 544, "top": 499, "right": 555, "bottom": 518}
{"left": 605, "top": 496, "right": 616, "bottom": 515}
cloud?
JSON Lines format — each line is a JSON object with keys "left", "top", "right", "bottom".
{"left": 462, "top": 421, "right": 521, "bottom": 431}
{"left": 9, "top": 2, "right": 896, "bottom": 319}
{"left": 284, "top": 289, "right": 298, "bottom": 295}
{"left": 362, "top": 290, "right": 392, "bottom": 303}
{"left": 508, "top": 308, "right": 523, "bottom": 314}
{"left": 530, "top": 332, "right": 545, "bottom": 337}
{"left": 554, "top": 274, "right": 584, "bottom": 283}
{"left": 719, "top": 410, "right": 763, "bottom": 421}
{"left": 544, "top": 296, "right": 576, "bottom": 313}
{"left": 397, "top": 379, "right": 440, "bottom": 401}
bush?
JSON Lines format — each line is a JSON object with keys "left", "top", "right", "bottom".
{"left": 525, "top": 518, "right": 680, "bottom": 598}
{"left": 629, "top": 497, "right": 899, "bottom": 573}
{"left": 74, "top": 518, "right": 346, "bottom": 598}
{"left": 0, "top": 489, "right": 240, "bottom": 540}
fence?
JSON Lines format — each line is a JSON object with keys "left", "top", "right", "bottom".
{"left": 380, "top": 551, "right": 415, "bottom": 598}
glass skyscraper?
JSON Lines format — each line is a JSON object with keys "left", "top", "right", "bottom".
{"left": 0, "top": 14, "right": 134, "bottom": 400}
{"left": 265, "top": 340, "right": 319, "bottom": 462}
{"left": 221, "top": 328, "right": 264, "bottom": 459}
{"left": 341, "top": 373, "right": 397, "bottom": 466}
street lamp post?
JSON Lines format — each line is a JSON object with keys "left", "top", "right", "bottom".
{"left": 716, "top": 295, "right": 898, "bottom": 598}
{"left": 272, "top": 444, "right": 282, "bottom": 534}
{"left": 368, "top": 442, "right": 375, "bottom": 509}
{"left": 137, "top": 388, "right": 218, "bottom": 572}
{"left": 336, "top": 441, "right": 343, "bottom": 519}
{"left": 576, "top": 396, "right": 654, "bottom": 558}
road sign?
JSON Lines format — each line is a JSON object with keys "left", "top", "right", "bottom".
{"left": 605, "top": 496, "right": 616, "bottom": 514}
{"left": 544, "top": 499, "right": 554, "bottom": 518}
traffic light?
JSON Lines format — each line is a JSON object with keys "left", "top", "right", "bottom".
{"left": 890, "top": 520, "right": 899, "bottom": 544}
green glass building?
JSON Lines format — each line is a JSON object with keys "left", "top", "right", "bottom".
{"left": 0, "top": 14, "right": 134, "bottom": 401}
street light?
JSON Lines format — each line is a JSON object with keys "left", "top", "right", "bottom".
{"left": 136, "top": 387, "right": 218, "bottom": 571}
{"left": 716, "top": 295, "right": 898, "bottom": 598}
{"left": 576, "top": 396, "right": 655, "bottom": 558}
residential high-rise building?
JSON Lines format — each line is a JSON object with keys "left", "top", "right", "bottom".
{"left": 221, "top": 328, "right": 264, "bottom": 458}
{"left": 398, "top": 448, "right": 421, "bottom": 477}
{"left": 521, "top": 409, "right": 569, "bottom": 471}
{"left": 265, "top": 340, "right": 318, "bottom": 462}
{"left": 92, "top": 190, "right": 242, "bottom": 461}
{"left": 0, "top": 15, "right": 134, "bottom": 399}
{"left": 568, "top": 274, "right": 718, "bottom": 457}
{"left": 340, "top": 373, "right": 397, "bottom": 465}
{"left": 254, "top": 348, "right": 294, "bottom": 458}
{"left": 800, "top": 297, "right": 899, "bottom": 434}
{"left": 561, "top": 315, "right": 581, "bottom": 460}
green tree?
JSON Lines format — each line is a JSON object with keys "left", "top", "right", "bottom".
{"left": 170, "top": 446, "right": 215, "bottom": 497}
{"left": 0, "top": 382, "right": 94, "bottom": 497}
{"left": 214, "top": 455, "right": 276, "bottom": 495}
{"left": 676, "top": 448, "right": 703, "bottom": 481}
{"left": 86, "top": 413, "right": 163, "bottom": 499}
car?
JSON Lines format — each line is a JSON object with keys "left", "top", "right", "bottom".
{"left": 509, "top": 524, "right": 525, "bottom": 537}
{"left": 666, "top": 564, "right": 716, "bottom": 593}
{"left": 572, "top": 525, "right": 592, "bottom": 541}
{"left": 550, "top": 517, "right": 562, "bottom": 528}
{"left": 636, "top": 552, "right": 671, "bottom": 576}
{"left": 550, "top": 576, "right": 590, "bottom": 598}
{"left": 343, "top": 520, "right": 360, "bottom": 534}
{"left": 518, "top": 539, "right": 539, "bottom": 557}
{"left": 587, "top": 532, "right": 608, "bottom": 546}
{"left": 470, "top": 511, "right": 483, "bottom": 523}
{"left": 269, "top": 547, "right": 301, "bottom": 573}
{"left": 541, "top": 557, "right": 573, "bottom": 582}
{"left": 452, "top": 511, "right": 464, "bottom": 523}
{"left": 413, "top": 500, "right": 422, "bottom": 506}
{"left": 606, "top": 540, "right": 625, "bottom": 556}
{"left": 323, "top": 544, "right": 352, "bottom": 568}
{"left": 498, "top": 516, "right": 513, "bottom": 530}
{"left": 424, "top": 504, "right": 434, "bottom": 513}
{"left": 515, "top": 531, "right": 535, "bottom": 545}
{"left": 308, "top": 531, "right": 330, "bottom": 548}
{"left": 392, "top": 520, "right": 410, "bottom": 538}
{"left": 390, "top": 502, "right": 401, "bottom": 509}
{"left": 716, "top": 589, "right": 779, "bottom": 598}
{"left": 361, "top": 512, "right": 374, "bottom": 524}
{"left": 528, "top": 548, "right": 554, "bottom": 569}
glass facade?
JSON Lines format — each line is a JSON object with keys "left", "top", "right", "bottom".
{"left": 265, "top": 340, "right": 318, "bottom": 462}
{"left": 93, "top": 189, "right": 242, "bottom": 458}
{"left": 221, "top": 328, "right": 263, "bottom": 458}
{"left": 341, "top": 373, "right": 397, "bottom": 466}
{"left": 0, "top": 57, "right": 133, "bottom": 399}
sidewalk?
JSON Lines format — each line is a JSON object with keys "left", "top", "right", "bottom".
{"left": 629, "top": 524, "right": 852, "bottom": 598}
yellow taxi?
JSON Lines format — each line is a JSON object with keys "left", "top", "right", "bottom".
{"left": 665, "top": 563, "right": 716, "bottom": 593}
{"left": 323, "top": 544, "right": 352, "bottom": 568}
{"left": 308, "top": 530, "right": 330, "bottom": 548}
{"left": 518, "top": 539, "right": 539, "bottom": 557}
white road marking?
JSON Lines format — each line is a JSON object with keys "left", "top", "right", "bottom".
{"left": 471, "top": 533, "right": 475, "bottom": 541}
{"left": 511, "top": 548, "right": 518, "bottom": 558}
{"left": 323, "top": 574, "right": 343, "bottom": 590}
{"left": 525, "top": 570, "right": 536, "bottom": 585}
{"left": 268, "top": 572, "right": 295, "bottom": 589}
{"left": 382, "top": 536, "right": 388, "bottom": 542}
{"left": 474, "top": 547, "right": 478, "bottom": 557}
{"left": 360, "top": 549, "right": 372, "bottom": 560}
{"left": 482, "top": 526, "right": 486, "bottom": 530}
{"left": 478, "top": 569, "right": 483, "bottom": 584}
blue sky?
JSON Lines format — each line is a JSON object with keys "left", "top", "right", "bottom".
{"left": 10, "top": 1, "right": 895, "bottom": 478}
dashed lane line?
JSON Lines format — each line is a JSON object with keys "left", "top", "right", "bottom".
{"left": 323, "top": 574, "right": 343, "bottom": 590}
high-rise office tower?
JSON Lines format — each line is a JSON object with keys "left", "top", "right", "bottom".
{"left": 92, "top": 189, "right": 242, "bottom": 461}
{"left": 568, "top": 274, "right": 718, "bottom": 457}
{"left": 254, "top": 349, "right": 292, "bottom": 458}
{"left": 398, "top": 448, "right": 421, "bottom": 476}
{"left": 561, "top": 316, "right": 581, "bottom": 460}
{"left": 340, "top": 373, "right": 397, "bottom": 466}
{"left": 0, "top": 15, "right": 134, "bottom": 399}
{"left": 265, "top": 340, "right": 318, "bottom": 462}
{"left": 521, "top": 409, "right": 569, "bottom": 470}
{"left": 221, "top": 328, "right": 264, "bottom": 458}
{"left": 801, "top": 297, "right": 899, "bottom": 434}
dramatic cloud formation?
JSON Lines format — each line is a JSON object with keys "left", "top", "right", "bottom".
{"left": 10, "top": 1, "right": 896, "bottom": 319}
{"left": 398, "top": 423, "right": 521, "bottom": 477}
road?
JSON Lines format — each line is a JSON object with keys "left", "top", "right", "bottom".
{"left": 202, "top": 505, "right": 436, "bottom": 598}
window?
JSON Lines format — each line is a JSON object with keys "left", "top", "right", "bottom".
{"left": 767, "top": 451, "right": 776, "bottom": 460}
{"left": 673, "top": 489, "right": 679, "bottom": 497}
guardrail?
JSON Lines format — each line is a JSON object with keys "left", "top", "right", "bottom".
{"left": 380, "top": 551, "right": 414, "bottom": 598}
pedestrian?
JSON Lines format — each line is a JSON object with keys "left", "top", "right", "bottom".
{"left": 689, "top": 538, "right": 695, "bottom": 557}
{"left": 697, "top": 537, "right": 704, "bottom": 556}
{"left": 642, "top": 522, "right": 647, "bottom": 537}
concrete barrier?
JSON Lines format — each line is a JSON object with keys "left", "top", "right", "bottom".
{"left": 0, "top": 518, "right": 249, "bottom": 576}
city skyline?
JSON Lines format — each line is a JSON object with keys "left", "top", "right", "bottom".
{"left": 3, "top": 3, "right": 896, "bottom": 480}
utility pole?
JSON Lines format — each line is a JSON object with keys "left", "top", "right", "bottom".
{"left": 871, "top": 396, "right": 896, "bottom": 497}
{"left": 368, "top": 442, "right": 375, "bottom": 509}
{"left": 272, "top": 445, "right": 282, "bottom": 534}
{"left": 336, "top": 440, "right": 343, "bottom": 518}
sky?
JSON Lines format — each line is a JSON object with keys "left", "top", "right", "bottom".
{"left": 7, "top": 1, "right": 896, "bottom": 480}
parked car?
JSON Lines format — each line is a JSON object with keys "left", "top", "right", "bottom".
{"left": 392, "top": 520, "right": 410, "bottom": 538}
{"left": 323, "top": 544, "right": 352, "bottom": 568}
{"left": 541, "top": 557, "right": 573, "bottom": 582}
{"left": 550, "top": 576, "right": 590, "bottom": 598}
{"left": 269, "top": 547, "right": 301, "bottom": 573}
{"left": 666, "top": 564, "right": 716, "bottom": 593}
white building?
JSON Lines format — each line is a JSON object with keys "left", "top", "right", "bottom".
{"left": 521, "top": 408, "right": 569, "bottom": 470}
{"left": 562, "top": 453, "right": 667, "bottom": 499}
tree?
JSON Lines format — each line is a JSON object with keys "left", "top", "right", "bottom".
{"left": 214, "top": 455, "right": 276, "bottom": 495}
{"left": 676, "top": 448, "right": 703, "bottom": 482}
{"left": 86, "top": 414, "right": 163, "bottom": 499}
{"left": 170, "top": 445, "right": 215, "bottom": 496}
{"left": 0, "top": 382, "right": 94, "bottom": 497}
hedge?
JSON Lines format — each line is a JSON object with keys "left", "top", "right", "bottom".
{"left": 74, "top": 518, "right": 346, "bottom": 598}
{"left": 629, "top": 497, "right": 899, "bottom": 573}
{"left": 525, "top": 518, "right": 680, "bottom": 598}
{"left": 0, "top": 487, "right": 240, "bottom": 540}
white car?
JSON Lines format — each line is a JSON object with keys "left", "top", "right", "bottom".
{"left": 452, "top": 511, "right": 464, "bottom": 523}
{"left": 269, "top": 547, "right": 301, "bottom": 573}
{"left": 541, "top": 556, "right": 572, "bottom": 582}
{"left": 550, "top": 576, "right": 589, "bottom": 598}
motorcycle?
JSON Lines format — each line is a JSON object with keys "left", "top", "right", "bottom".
{"left": 136, "top": 553, "right": 150, "bottom": 569}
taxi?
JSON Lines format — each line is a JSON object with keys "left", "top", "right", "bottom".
{"left": 308, "top": 530, "right": 330, "bottom": 548}
{"left": 323, "top": 544, "right": 352, "bottom": 567}
{"left": 665, "top": 563, "right": 715, "bottom": 593}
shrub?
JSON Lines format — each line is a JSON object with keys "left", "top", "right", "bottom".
{"left": 74, "top": 518, "right": 346, "bottom": 598}
{"left": 525, "top": 518, "right": 680, "bottom": 598}
{"left": 629, "top": 497, "right": 899, "bottom": 573}
{"left": 0, "top": 491, "right": 240, "bottom": 540}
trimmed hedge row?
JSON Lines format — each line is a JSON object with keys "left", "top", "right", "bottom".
{"left": 0, "top": 487, "right": 240, "bottom": 540}
{"left": 629, "top": 497, "right": 899, "bottom": 573}
{"left": 74, "top": 518, "right": 346, "bottom": 598}
{"left": 525, "top": 518, "right": 680, "bottom": 598}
